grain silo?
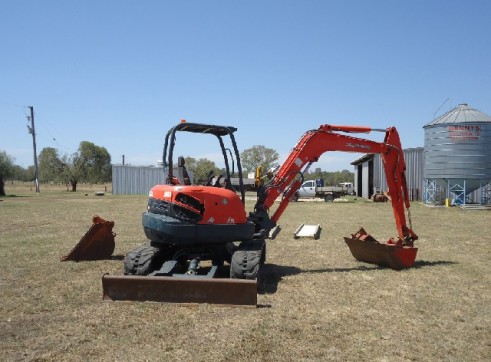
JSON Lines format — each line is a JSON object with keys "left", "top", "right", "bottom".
{"left": 423, "top": 103, "right": 491, "bottom": 205}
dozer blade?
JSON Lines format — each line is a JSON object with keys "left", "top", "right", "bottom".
{"left": 102, "top": 274, "right": 257, "bottom": 307}
{"left": 61, "top": 216, "right": 115, "bottom": 261}
{"left": 344, "top": 228, "right": 418, "bottom": 270}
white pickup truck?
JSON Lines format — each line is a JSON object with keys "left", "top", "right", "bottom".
{"left": 294, "top": 180, "right": 354, "bottom": 202}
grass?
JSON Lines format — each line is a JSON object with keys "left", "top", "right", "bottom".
{"left": 1, "top": 185, "right": 490, "bottom": 361}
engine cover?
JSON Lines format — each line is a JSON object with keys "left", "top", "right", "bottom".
{"left": 143, "top": 185, "right": 255, "bottom": 245}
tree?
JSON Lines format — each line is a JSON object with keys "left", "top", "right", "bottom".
{"left": 77, "top": 141, "right": 111, "bottom": 183}
{"left": 39, "top": 147, "right": 65, "bottom": 182}
{"left": 305, "top": 168, "right": 354, "bottom": 186}
{"left": 240, "top": 145, "right": 279, "bottom": 174}
{"left": 38, "top": 141, "right": 112, "bottom": 192}
{"left": 0, "top": 150, "right": 15, "bottom": 196}
{"left": 60, "top": 153, "right": 85, "bottom": 192}
{"left": 184, "top": 157, "right": 221, "bottom": 184}
{"left": 11, "top": 165, "right": 32, "bottom": 182}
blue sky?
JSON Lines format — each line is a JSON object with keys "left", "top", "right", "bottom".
{"left": 1, "top": 0, "right": 490, "bottom": 172}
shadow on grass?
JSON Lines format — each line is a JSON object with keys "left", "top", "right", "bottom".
{"left": 258, "top": 260, "right": 457, "bottom": 294}
{"left": 110, "top": 254, "right": 126, "bottom": 261}
{"left": 412, "top": 260, "right": 457, "bottom": 268}
{"left": 1, "top": 194, "right": 34, "bottom": 198}
{"left": 258, "top": 264, "right": 379, "bottom": 294}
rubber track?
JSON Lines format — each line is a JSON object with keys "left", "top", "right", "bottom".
{"left": 124, "top": 243, "right": 161, "bottom": 276}
{"left": 230, "top": 240, "right": 265, "bottom": 280}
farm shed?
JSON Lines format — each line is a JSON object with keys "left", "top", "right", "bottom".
{"left": 112, "top": 165, "right": 165, "bottom": 195}
{"left": 351, "top": 148, "right": 424, "bottom": 200}
{"left": 112, "top": 165, "right": 254, "bottom": 195}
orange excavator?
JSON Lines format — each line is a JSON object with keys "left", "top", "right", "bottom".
{"left": 102, "top": 121, "right": 418, "bottom": 306}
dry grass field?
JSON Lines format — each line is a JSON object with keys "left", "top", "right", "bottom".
{"left": 1, "top": 184, "right": 490, "bottom": 361}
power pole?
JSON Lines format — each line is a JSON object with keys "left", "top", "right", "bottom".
{"left": 27, "top": 106, "right": 40, "bottom": 193}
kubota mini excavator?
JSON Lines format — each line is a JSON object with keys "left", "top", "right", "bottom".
{"left": 102, "top": 121, "right": 418, "bottom": 306}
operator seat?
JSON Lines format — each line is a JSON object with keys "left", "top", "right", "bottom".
{"left": 177, "top": 156, "right": 191, "bottom": 185}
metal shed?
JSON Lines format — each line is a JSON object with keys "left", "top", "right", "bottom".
{"left": 351, "top": 148, "right": 424, "bottom": 201}
{"left": 112, "top": 165, "right": 165, "bottom": 195}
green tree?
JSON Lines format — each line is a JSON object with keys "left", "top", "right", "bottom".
{"left": 39, "top": 147, "right": 65, "bottom": 182}
{"left": 0, "top": 150, "right": 15, "bottom": 196}
{"left": 240, "top": 145, "right": 279, "bottom": 174}
{"left": 61, "top": 153, "right": 85, "bottom": 192}
{"left": 185, "top": 157, "right": 221, "bottom": 184}
{"left": 11, "top": 165, "right": 32, "bottom": 182}
{"left": 77, "top": 141, "right": 112, "bottom": 183}
{"left": 305, "top": 169, "right": 354, "bottom": 186}
{"left": 25, "top": 166, "right": 36, "bottom": 182}
{"left": 38, "top": 142, "right": 112, "bottom": 192}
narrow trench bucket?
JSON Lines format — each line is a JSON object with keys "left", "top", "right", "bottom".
{"left": 61, "top": 216, "right": 115, "bottom": 261}
{"left": 102, "top": 274, "right": 257, "bottom": 307}
{"left": 344, "top": 228, "right": 418, "bottom": 270}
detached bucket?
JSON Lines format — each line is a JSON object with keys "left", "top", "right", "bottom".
{"left": 344, "top": 228, "right": 417, "bottom": 270}
{"left": 61, "top": 216, "right": 115, "bottom": 261}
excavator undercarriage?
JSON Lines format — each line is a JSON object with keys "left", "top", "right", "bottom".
{"left": 102, "top": 239, "right": 265, "bottom": 306}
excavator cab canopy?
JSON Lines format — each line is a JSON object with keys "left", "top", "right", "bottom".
{"left": 162, "top": 121, "right": 246, "bottom": 202}
{"left": 169, "top": 121, "right": 238, "bottom": 136}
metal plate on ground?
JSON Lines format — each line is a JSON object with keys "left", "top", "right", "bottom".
{"left": 102, "top": 274, "right": 257, "bottom": 307}
{"left": 269, "top": 225, "right": 281, "bottom": 239}
{"left": 294, "top": 224, "right": 321, "bottom": 239}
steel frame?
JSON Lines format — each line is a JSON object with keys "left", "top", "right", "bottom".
{"left": 448, "top": 180, "right": 466, "bottom": 205}
{"left": 425, "top": 178, "right": 491, "bottom": 206}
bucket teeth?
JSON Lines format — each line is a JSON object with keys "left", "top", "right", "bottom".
{"left": 344, "top": 227, "right": 418, "bottom": 270}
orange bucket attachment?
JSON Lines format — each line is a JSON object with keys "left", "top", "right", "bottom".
{"left": 344, "top": 227, "right": 417, "bottom": 270}
{"left": 61, "top": 216, "right": 115, "bottom": 262}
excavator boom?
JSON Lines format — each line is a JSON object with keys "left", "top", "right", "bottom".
{"left": 253, "top": 124, "right": 418, "bottom": 269}
{"left": 256, "top": 125, "right": 417, "bottom": 241}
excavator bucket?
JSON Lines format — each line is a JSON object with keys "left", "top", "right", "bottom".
{"left": 61, "top": 216, "right": 115, "bottom": 261}
{"left": 102, "top": 274, "right": 257, "bottom": 307}
{"left": 344, "top": 228, "right": 417, "bottom": 270}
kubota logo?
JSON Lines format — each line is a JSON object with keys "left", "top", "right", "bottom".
{"left": 346, "top": 142, "right": 370, "bottom": 150}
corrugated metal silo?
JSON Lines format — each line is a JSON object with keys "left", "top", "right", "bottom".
{"left": 423, "top": 103, "right": 491, "bottom": 205}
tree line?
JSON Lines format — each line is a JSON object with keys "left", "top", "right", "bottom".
{"left": 181, "top": 147, "right": 353, "bottom": 187}
{"left": 0, "top": 141, "right": 111, "bottom": 195}
{"left": 1, "top": 143, "right": 353, "bottom": 196}
{"left": 306, "top": 168, "right": 354, "bottom": 186}
{"left": 183, "top": 145, "right": 281, "bottom": 184}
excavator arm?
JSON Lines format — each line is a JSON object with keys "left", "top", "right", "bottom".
{"left": 254, "top": 124, "right": 418, "bottom": 246}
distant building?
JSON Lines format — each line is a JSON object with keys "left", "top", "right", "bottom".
{"left": 112, "top": 165, "right": 165, "bottom": 195}
{"left": 351, "top": 148, "right": 424, "bottom": 200}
